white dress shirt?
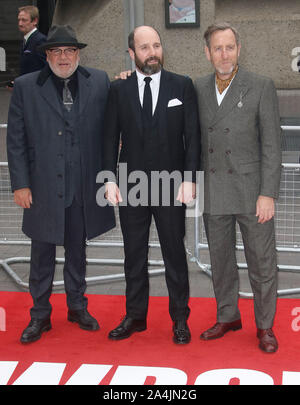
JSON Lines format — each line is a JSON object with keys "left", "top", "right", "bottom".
{"left": 136, "top": 69, "right": 161, "bottom": 115}
{"left": 215, "top": 74, "right": 236, "bottom": 106}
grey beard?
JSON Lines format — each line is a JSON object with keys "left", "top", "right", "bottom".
{"left": 141, "top": 61, "right": 163, "bottom": 75}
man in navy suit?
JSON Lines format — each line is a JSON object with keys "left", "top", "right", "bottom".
{"left": 103, "top": 26, "right": 200, "bottom": 344}
{"left": 18, "top": 5, "right": 47, "bottom": 76}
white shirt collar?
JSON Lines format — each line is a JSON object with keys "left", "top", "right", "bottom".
{"left": 24, "top": 27, "right": 37, "bottom": 42}
{"left": 136, "top": 69, "right": 161, "bottom": 87}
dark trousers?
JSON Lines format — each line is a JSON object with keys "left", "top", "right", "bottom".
{"left": 203, "top": 213, "right": 278, "bottom": 329}
{"left": 119, "top": 204, "right": 190, "bottom": 321}
{"left": 29, "top": 200, "right": 87, "bottom": 319}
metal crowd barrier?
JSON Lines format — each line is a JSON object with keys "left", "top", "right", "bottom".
{"left": 0, "top": 123, "right": 166, "bottom": 289}
{"left": 193, "top": 160, "right": 300, "bottom": 297}
{"left": 1, "top": 123, "right": 300, "bottom": 298}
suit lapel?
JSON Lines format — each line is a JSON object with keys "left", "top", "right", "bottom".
{"left": 155, "top": 69, "right": 170, "bottom": 119}
{"left": 202, "top": 73, "right": 219, "bottom": 119}
{"left": 126, "top": 71, "right": 143, "bottom": 134}
{"left": 125, "top": 69, "right": 171, "bottom": 135}
{"left": 23, "top": 30, "right": 37, "bottom": 50}
{"left": 210, "top": 67, "right": 250, "bottom": 126}
{"left": 155, "top": 69, "right": 171, "bottom": 137}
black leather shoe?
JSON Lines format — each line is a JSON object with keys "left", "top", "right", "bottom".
{"left": 173, "top": 320, "right": 191, "bottom": 344}
{"left": 108, "top": 316, "right": 147, "bottom": 340}
{"left": 20, "top": 318, "right": 52, "bottom": 343}
{"left": 67, "top": 309, "right": 99, "bottom": 331}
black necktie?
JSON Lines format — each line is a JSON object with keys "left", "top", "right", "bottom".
{"left": 143, "top": 77, "right": 152, "bottom": 120}
{"left": 63, "top": 79, "right": 73, "bottom": 112}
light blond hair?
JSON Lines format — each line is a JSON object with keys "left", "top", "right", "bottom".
{"left": 18, "top": 5, "right": 39, "bottom": 22}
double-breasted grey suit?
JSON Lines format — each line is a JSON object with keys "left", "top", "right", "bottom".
{"left": 194, "top": 66, "right": 282, "bottom": 329}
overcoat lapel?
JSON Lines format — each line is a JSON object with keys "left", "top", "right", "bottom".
{"left": 37, "top": 65, "right": 92, "bottom": 118}
{"left": 77, "top": 68, "right": 92, "bottom": 117}
{"left": 39, "top": 73, "right": 63, "bottom": 118}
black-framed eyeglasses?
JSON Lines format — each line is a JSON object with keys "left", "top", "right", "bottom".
{"left": 47, "top": 48, "right": 79, "bottom": 56}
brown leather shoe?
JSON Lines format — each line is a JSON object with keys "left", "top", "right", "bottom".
{"left": 200, "top": 319, "right": 242, "bottom": 340}
{"left": 257, "top": 328, "right": 278, "bottom": 353}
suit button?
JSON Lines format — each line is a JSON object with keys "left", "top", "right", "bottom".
{"left": 210, "top": 168, "right": 216, "bottom": 173}
{"left": 226, "top": 150, "right": 231, "bottom": 155}
{"left": 209, "top": 148, "right": 214, "bottom": 153}
{"left": 57, "top": 174, "right": 63, "bottom": 178}
{"left": 228, "top": 169, "right": 233, "bottom": 174}
{"left": 224, "top": 128, "right": 230, "bottom": 133}
{"left": 208, "top": 127, "right": 213, "bottom": 132}
{"left": 58, "top": 131, "right": 63, "bottom": 136}
{"left": 58, "top": 193, "right": 63, "bottom": 198}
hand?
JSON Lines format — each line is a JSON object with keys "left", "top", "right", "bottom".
{"left": 256, "top": 195, "right": 275, "bottom": 224}
{"left": 115, "top": 70, "right": 132, "bottom": 80}
{"left": 14, "top": 188, "right": 32, "bottom": 208}
{"left": 6, "top": 81, "right": 14, "bottom": 91}
{"left": 105, "top": 183, "right": 123, "bottom": 206}
{"left": 176, "top": 182, "right": 196, "bottom": 204}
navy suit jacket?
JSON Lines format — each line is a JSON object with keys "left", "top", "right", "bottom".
{"left": 103, "top": 69, "right": 201, "bottom": 182}
{"left": 20, "top": 29, "right": 47, "bottom": 75}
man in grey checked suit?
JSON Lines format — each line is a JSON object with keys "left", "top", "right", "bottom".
{"left": 194, "top": 22, "right": 282, "bottom": 353}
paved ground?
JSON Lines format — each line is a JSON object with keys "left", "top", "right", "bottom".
{"left": 0, "top": 86, "right": 299, "bottom": 305}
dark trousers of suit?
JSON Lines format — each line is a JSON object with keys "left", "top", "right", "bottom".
{"left": 119, "top": 203, "right": 190, "bottom": 322}
{"left": 29, "top": 200, "right": 87, "bottom": 319}
{"left": 203, "top": 213, "right": 278, "bottom": 329}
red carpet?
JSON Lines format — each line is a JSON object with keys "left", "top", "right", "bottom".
{"left": 0, "top": 292, "right": 300, "bottom": 385}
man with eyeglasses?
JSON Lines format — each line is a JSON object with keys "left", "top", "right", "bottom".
{"left": 7, "top": 25, "right": 115, "bottom": 343}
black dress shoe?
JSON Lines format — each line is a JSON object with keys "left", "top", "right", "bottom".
{"left": 20, "top": 318, "right": 52, "bottom": 343}
{"left": 108, "top": 316, "right": 147, "bottom": 340}
{"left": 67, "top": 309, "right": 99, "bottom": 331}
{"left": 173, "top": 320, "right": 191, "bottom": 344}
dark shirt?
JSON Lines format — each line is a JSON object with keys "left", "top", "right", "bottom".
{"left": 51, "top": 70, "right": 78, "bottom": 100}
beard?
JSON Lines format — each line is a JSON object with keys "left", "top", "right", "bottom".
{"left": 216, "top": 64, "right": 235, "bottom": 76}
{"left": 48, "top": 59, "right": 79, "bottom": 79}
{"left": 134, "top": 54, "right": 163, "bottom": 75}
